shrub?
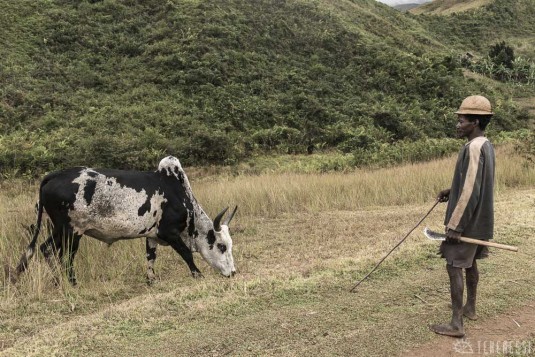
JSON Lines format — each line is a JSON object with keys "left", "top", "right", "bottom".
{"left": 352, "top": 138, "right": 461, "bottom": 168}
{"left": 489, "top": 41, "right": 515, "bottom": 69}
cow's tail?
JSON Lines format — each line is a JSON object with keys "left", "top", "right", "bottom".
{"left": 13, "top": 180, "right": 46, "bottom": 279}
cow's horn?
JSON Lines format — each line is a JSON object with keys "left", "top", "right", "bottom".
{"left": 223, "top": 205, "right": 238, "bottom": 226}
{"left": 213, "top": 207, "right": 229, "bottom": 232}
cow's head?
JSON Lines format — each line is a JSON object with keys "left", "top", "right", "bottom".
{"left": 198, "top": 206, "right": 237, "bottom": 277}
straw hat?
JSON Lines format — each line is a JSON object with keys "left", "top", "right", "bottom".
{"left": 455, "top": 95, "right": 494, "bottom": 115}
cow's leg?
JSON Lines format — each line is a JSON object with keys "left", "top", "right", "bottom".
{"left": 12, "top": 224, "right": 48, "bottom": 281}
{"left": 39, "top": 231, "right": 63, "bottom": 285}
{"left": 62, "top": 231, "right": 82, "bottom": 286}
{"left": 12, "top": 243, "right": 39, "bottom": 283}
{"left": 146, "top": 238, "right": 158, "bottom": 284}
{"left": 163, "top": 236, "right": 202, "bottom": 278}
{"left": 39, "top": 225, "right": 81, "bottom": 286}
{"left": 40, "top": 235, "right": 59, "bottom": 262}
{"left": 14, "top": 235, "right": 45, "bottom": 275}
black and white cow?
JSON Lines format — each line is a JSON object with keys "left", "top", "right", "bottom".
{"left": 14, "top": 156, "right": 237, "bottom": 285}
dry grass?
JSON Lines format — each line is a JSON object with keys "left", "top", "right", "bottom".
{"left": 196, "top": 145, "right": 535, "bottom": 218}
{"left": 0, "top": 146, "right": 534, "bottom": 356}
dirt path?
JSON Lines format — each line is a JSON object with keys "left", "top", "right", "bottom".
{"left": 402, "top": 301, "right": 535, "bottom": 356}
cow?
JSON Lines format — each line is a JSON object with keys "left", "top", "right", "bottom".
{"left": 13, "top": 156, "right": 237, "bottom": 285}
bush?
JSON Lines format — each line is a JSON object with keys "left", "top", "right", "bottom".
{"left": 252, "top": 126, "right": 303, "bottom": 154}
{"left": 489, "top": 41, "right": 515, "bottom": 69}
{"left": 184, "top": 129, "right": 244, "bottom": 165}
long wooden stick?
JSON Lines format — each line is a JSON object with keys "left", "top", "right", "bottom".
{"left": 458, "top": 236, "right": 518, "bottom": 252}
{"left": 424, "top": 227, "right": 519, "bottom": 252}
{"left": 349, "top": 200, "right": 440, "bottom": 293}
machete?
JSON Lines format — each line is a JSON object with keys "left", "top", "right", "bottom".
{"left": 423, "top": 227, "right": 518, "bottom": 252}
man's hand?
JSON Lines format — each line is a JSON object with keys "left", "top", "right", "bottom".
{"left": 445, "top": 228, "right": 462, "bottom": 244}
{"left": 437, "top": 188, "right": 451, "bottom": 203}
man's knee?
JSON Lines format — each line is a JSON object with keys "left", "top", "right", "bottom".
{"left": 446, "top": 263, "right": 462, "bottom": 275}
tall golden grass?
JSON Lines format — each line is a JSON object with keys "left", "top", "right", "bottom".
{"left": 196, "top": 145, "right": 535, "bottom": 218}
{"left": 0, "top": 145, "right": 533, "bottom": 300}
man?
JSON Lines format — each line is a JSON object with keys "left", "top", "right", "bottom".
{"left": 431, "top": 95, "right": 496, "bottom": 338}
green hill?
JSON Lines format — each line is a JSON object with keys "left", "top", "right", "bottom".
{"left": 395, "top": 4, "right": 425, "bottom": 12}
{"left": 411, "top": 0, "right": 493, "bottom": 15}
{"left": 0, "top": 0, "right": 533, "bottom": 175}
{"left": 413, "top": 0, "right": 535, "bottom": 58}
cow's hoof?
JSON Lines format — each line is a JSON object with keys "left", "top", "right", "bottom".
{"left": 192, "top": 271, "right": 204, "bottom": 279}
{"left": 3, "top": 264, "right": 17, "bottom": 284}
{"left": 146, "top": 269, "right": 157, "bottom": 285}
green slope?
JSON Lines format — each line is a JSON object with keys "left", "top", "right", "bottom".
{"left": 413, "top": 0, "right": 535, "bottom": 58}
{"left": 411, "top": 0, "right": 493, "bottom": 15}
{"left": 0, "top": 0, "right": 531, "bottom": 174}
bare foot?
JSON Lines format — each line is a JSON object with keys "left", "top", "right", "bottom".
{"left": 463, "top": 305, "right": 478, "bottom": 321}
{"left": 429, "top": 323, "right": 465, "bottom": 338}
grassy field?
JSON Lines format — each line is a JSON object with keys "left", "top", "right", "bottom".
{"left": 0, "top": 146, "right": 534, "bottom": 356}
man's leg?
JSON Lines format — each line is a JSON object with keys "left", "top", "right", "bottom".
{"left": 463, "top": 259, "right": 479, "bottom": 320}
{"left": 430, "top": 264, "right": 465, "bottom": 337}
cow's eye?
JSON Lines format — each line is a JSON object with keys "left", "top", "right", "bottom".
{"left": 217, "top": 243, "right": 227, "bottom": 253}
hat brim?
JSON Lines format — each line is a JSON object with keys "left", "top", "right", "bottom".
{"left": 455, "top": 110, "right": 494, "bottom": 115}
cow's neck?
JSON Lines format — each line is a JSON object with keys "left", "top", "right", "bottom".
{"left": 157, "top": 156, "right": 214, "bottom": 252}
{"left": 178, "top": 183, "right": 213, "bottom": 252}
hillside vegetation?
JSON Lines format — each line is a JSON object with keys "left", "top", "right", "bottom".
{"left": 413, "top": 0, "right": 535, "bottom": 58}
{"left": 411, "top": 0, "right": 493, "bottom": 15}
{"left": 0, "top": 0, "right": 533, "bottom": 175}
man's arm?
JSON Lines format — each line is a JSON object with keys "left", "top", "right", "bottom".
{"left": 446, "top": 139, "right": 487, "bottom": 234}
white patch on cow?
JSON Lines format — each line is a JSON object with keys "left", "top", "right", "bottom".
{"left": 69, "top": 169, "right": 167, "bottom": 244}
{"left": 211, "top": 225, "right": 235, "bottom": 276}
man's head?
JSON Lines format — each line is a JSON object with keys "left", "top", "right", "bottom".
{"left": 455, "top": 96, "right": 493, "bottom": 137}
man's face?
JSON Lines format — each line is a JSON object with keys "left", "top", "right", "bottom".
{"left": 456, "top": 115, "right": 478, "bottom": 138}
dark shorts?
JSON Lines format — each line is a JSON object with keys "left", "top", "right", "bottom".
{"left": 439, "top": 241, "right": 489, "bottom": 268}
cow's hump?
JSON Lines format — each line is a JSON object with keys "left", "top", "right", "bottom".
{"left": 158, "top": 156, "right": 185, "bottom": 181}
